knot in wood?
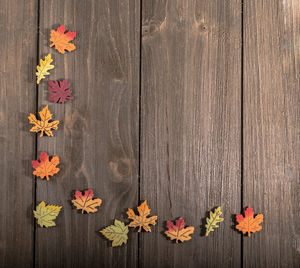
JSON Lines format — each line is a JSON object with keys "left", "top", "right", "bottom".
{"left": 109, "top": 158, "right": 132, "bottom": 181}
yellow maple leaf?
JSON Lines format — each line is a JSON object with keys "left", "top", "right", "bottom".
{"left": 165, "top": 217, "right": 194, "bottom": 243}
{"left": 32, "top": 152, "right": 60, "bottom": 181}
{"left": 100, "top": 220, "right": 129, "bottom": 247}
{"left": 33, "top": 201, "right": 62, "bottom": 228}
{"left": 71, "top": 189, "right": 102, "bottom": 214}
{"left": 126, "top": 201, "right": 158, "bottom": 232}
{"left": 50, "top": 25, "right": 76, "bottom": 54}
{"left": 28, "top": 105, "right": 59, "bottom": 137}
{"left": 36, "top": 54, "right": 54, "bottom": 84}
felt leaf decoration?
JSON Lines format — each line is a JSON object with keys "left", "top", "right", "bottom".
{"left": 165, "top": 217, "right": 194, "bottom": 243}
{"left": 50, "top": 25, "right": 76, "bottom": 54}
{"left": 33, "top": 201, "right": 62, "bottom": 228}
{"left": 205, "top": 206, "right": 224, "bottom": 236}
{"left": 28, "top": 105, "right": 59, "bottom": 137}
{"left": 36, "top": 54, "right": 54, "bottom": 84}
{"left": 100, "top": 220, "right": 129, "bottom": 247}
{"left": 71, "top": 189, "right": 102, "bottom": 214}
{"left": 236, "top": 207, "right": 263, "bottom": 237}
{"left": 48, "top": 80, "right": 73, "bottom": 103}
{"left": 126, "top": 201, "right": 157, "bottom": 232}
{"left": 32, "top": 152, "right": 60, "bottom": 181}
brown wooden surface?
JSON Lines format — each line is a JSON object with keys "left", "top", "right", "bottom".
{"left": 0, "top": 0, "right": 299, "bottom": 267}
{"left": 243, "top": 0, "right": 300, "bottom": 267}
{"left": 140, "top": 0, "right": 241, "bottom": 267}
{"left": 35, "top": 0, "right": 140, "bottom": 267}
{"left": 0, "top": 0, "right": 38, "bottom": 267}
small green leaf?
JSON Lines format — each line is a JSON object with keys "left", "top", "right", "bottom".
{"left": 205, "top": 206, "right": 224, "bottom": 236}
{"left": 100, "top": 220, "right": 129, "bottom": 247}
{"left": 33, "top": 201, "right": 62, "bottom": 228}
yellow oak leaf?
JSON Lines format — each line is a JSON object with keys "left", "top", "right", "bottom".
{"left": 126, "top": 201, "right": 157, "bottom": 232}
{"left": 28, "top": 105, "right": 59, "bottom": 137}
{"left": 71, "top": 189, "right": 102, "bottom": 214}
{"left": 32, "top": 152, "right": 60, "bottom": 181}
{"left": 205, "top": 206, "right": 224, "bottom": 236}
{"left": 36, "top": 54, "right": 54, "bottom": 84}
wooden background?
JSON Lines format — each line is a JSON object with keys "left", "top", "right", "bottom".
{"left": 0, "top": 0, "right": 299, "bottom": 267}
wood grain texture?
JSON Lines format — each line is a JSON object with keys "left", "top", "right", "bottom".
{"left": 35, "top": 0, "right": 140, "bottom": 267}
{"left": 244, "top": 0, "right": 300, "bottom": 267}
{"left": 1, "top": 1, "right": 300, "bottom": 267}
{"left": 140, "top": 1, "right": 242, "bottom": 267}
{"left": 0, "top": 0, "right": 37, "bottom": 267}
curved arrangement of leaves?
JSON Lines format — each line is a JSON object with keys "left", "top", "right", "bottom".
{"left": 28, "top": 24, "right": 265, "bottom": 250}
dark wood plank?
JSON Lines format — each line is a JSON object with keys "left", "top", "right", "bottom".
{"left": 244, "top": 0, "right": 300, "bottom": 267}
{"left": 0, "top": 0, "right": 37, "bottom": 267}
{"left": 140, "top": 1, "right": 242, "bottom": 267}
{"left": 35, "top": 1, "right": 140, "bottom": 267}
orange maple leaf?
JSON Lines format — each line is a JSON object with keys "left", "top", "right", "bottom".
{"left": 236, "top": 207, "right": 263, "bottom": 237}
{"left": 165, "top": 217, "right": 194, "bottom": 243}
{"left": 71, "top": 189, "right": 102, "bottom": 214}
{"left": 50, "top": 25, "right": 76, "bottom": 54}
{"left": 32, "top": 152, "right": 60, "bottom": 181}
{"left": 28, "top": 105, "right": 59, "bottom": 137}
{"left": 126, "top": 201, "right": 157, "bottom": 232}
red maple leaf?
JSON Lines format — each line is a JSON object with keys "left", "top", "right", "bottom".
{"left": 48, "top": 80, "right": 73, "bottom": 103}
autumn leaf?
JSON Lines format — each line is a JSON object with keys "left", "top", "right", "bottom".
{"left": 48, "top": 80, "right": 73, "bottom": 103}
{"left": 205, "top": 206, "right": 224, "bottom": 236}
{"left": 33, "top": 201, "right": 62, "bottom": 228}
{"left": 71, "top": 189, "right": 102, "bottom": 214}
{"left": 236, "top": 207, "right": 263, "bottom": 237}
{"left": 50, "top": 25, "right": 76, "bottom": 54}
{"left": 28, "top": 105, "right": 59, "bottom": 137}
{"left": 165, "top": 217, "right": 194, "bottom": 243}
{"left": 100, "top": 220, "right": 129, "bottom": 247}
{"left": 36, "top": 54, "right": 54, "bottom": 84}
{"left": 126, "top": 201, "right": 157, "bottom": 232}
{"left": 32, "top": 152, "right": 59, "bottom": 181}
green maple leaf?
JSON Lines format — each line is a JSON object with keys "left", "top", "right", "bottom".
{"left": 205, "top": 206, "right": 224, "bottom": 236}
{"left": 100, "top": 220, "right": 129, "bottom": 247}
{"left": 33, "top": 201, "right": 62, "bottom": 228}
